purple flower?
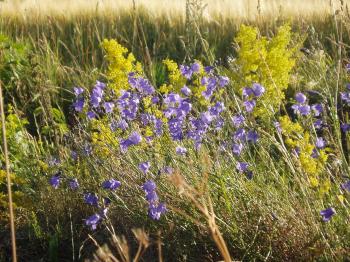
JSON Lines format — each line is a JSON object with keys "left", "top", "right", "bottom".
{"left": 85, "top": 213, "right": 101, "bottom": 230}
{"left": 191, "top": 62, "right": 200, "bottom": 73}
{"left": 315, "top": 137, "right": 326, "bottom": 149}
{"left": 299, "top": 105, "right": 311, "bottom": 116}
{"left": 292, "top": 104, "right": 311, "bottom": 116}
{"left": 236, "top": 162, "right": 249, "bottom": 173}
{"left": 311, "top": 148, "right": 320, "bottom": 159}
{"left": 314, "top": 119, "right": 323, "bottom": 130}
{"left": 209, "top": 102, "right": 225, "bottom": 116}
{"left": 341, "top": 180, "right": 350, "bottom": 192}
{"left": 341, "top": 123, "right": 350, "bottom": 133}
{"left": 242, "top": 87, "right": 253, "bottom": 97}
{"left": 218, "top": 76, "right": 230, "bottom": 87}
{"left": 341, "top": 92, "right": 350, "bottom": 104}
{"left": 341, "top": 181, "right": 350, "bottom": 191}
{"left": 49, "top": 175, "right": 60, "bottom": 189}
{"left": 120, "top": 131, "right": 142, "bottom": 151}
{"left": 167, "top": 118, "right": 184, "bottom": 141}
{"left": 274, "top": 121, "right": 282, "bottom": 133}
{"left": 295, "top": 92, "right": 307, "bottom": 104}
{"left": 151, "top": 96, "right": 160, "bottom": 104}
{"left": 181, "top": 85, "right": 191, "bottom": 96}
{"left": 148, "top": 202, "right": 167, "bottom": 220}
{"left": 233, "top": 128, "right": 246, "bottom": 141}
{"left": 69, "top": 178, "right": 79, "bottom": 190}
{"left": 232, "top": 114, "right": 245, "bottom": 127}
{"left": 204, "top": 66, "right": 214, "bottom": 74}
{"left": 74, "top": 87, "right": 84, "bottom": 96}
{"left": 247, "top": 130, "right": 259, "bottom": 143}
{"left": 84, "top": 193, "right": 98, "bottom": 206}
{"left": 145, "top": 190, "right": 159, "bottom": 202}
{"left": 128, "top": 75, "right": 155, "bottom": 95}
{"left": 142, "top": 180, "right": 166, "bottom": 220}
{"left": 111, "top": 119, "right": 129, "bottom": 131}
{"left": 243, "top": 100, "right": 256, "bottom": 113}
{"left": 90, "top": 83, "right": 104, "bottom": 107}
{"left": 102, "top": 179, "right": 121, "bottom": 190}
{"left": 200, "top": 111, "right": 214, "bottom": 125}
{"left": 139, "top": 161, "right": 151, "bottom": 174}
{"left": 164, "top": 93, "right": 181, "bottom": 106}
{"left": 104, "top": 197, "right": 111, "bottom": 206}
{"left": 232, "top": 143, "right": 244, "bottom": 156}
{"left": 320, "top": 207, "right": 336, "bottom": 222}
{"left": 246, "top": 170, "right": 253, "bottom": 180}
{"left": 142, "top": 180, "right": 156, "bottom": 193}
{"left": 346, "top": 63, "right": 350, "bottom": 73}
{"left": 73, "top": 97, "right": 85, "bottom": 112}
{"left": 104, "top": 102, "right": 115, "bottom": 113}
{"left": 180, "top": 65, "right": 193, "bottom": 80}
{"left": 176, "top": 146, "right": 187, "bottom": 155}
{"left": 311, "top": 104, "right": 323, "bottom": 116}
{"left": 87, "top": 111, "right": 96, "bottom": 120}
{"left": 162, "top": 166, "right": 173, "bottom": 175}
{"left": 215, "top": 117, "right": 224, "bottom": 130}
{"left": 251, "top": 83, "right": 265, "bottom": 97}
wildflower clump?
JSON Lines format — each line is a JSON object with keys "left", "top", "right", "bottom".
{"left": 278, "top": 115, "right": 328, "bottom": 188}
{"left": 233, "top": 24, "right": 301, "bottom": 118}
{"left": 102, "top": 39, "right": 143, "bottom": 94}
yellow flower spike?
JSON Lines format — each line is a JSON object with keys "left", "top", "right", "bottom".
{"left": 102, "top": 39, "right": 143, "bottom": 95}
{"left": 319, "top": 179, "right": 331, "bottom": 196}
{"left": 309, "top": 177, "right": 319, "bottom": 187}
{"left": 337, "top": 194, "right": 345, "bottom": 203}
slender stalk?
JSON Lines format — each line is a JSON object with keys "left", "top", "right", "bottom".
{"left": 0, "top": 80, "right": 17, "bottom": 261}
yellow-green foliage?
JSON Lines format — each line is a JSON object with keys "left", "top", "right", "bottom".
{"left": 279, "top": 115, "right": 328, "bottom": 191}
{"left": 0, "top": 170, "right": 28, "bottom": 212}
{"left": 102, "top": 39, "right": 143, "bottom": 94}
{"left": 234, "top": 24, "right": 301, "bottom": 117}
{"left": 160, "top": 59, "right": 186, "bottom": 94}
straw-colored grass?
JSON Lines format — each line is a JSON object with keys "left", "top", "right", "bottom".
{"left": 0, "top": 0, "right": 346, "bottom": 20}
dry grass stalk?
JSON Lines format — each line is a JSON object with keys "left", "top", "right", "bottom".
{"left": 169, "top": 171, "right": 234, "bottom": 262}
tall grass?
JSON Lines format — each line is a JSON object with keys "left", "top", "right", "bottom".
{"left": 1, "top": 0, "right": 350, "bottom": 261}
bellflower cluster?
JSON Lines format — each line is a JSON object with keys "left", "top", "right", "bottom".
{"left": 120, "top": 131, "right": 142, "bottom": 152}
{"left": 291, "top": 92, "right": 310, "bottom": 116}
{"left": 139, "top": 161, "right": 151, "bottom": 174}
{"left": 142, "top": 180, "right": 167, "bottom": 220}
{"left": 187, "top": 101, "right": 225, "bottom": 148}
{"left": 163, "top": 93, "right": 192, "bottom": 140}
{"left": 90, "top": 81, "right": 106, "bottom": 108}
{"left": 340, "top": 84, "right": 350, "bottom": 104}
{"left": 180, "top": 62, "right": 200, "bottom": 80}
{"left": 242, "top": 83, "right": 265, "bottom": 113}
{"left": 73, "top": 86, "right": 85, "bottom": 112}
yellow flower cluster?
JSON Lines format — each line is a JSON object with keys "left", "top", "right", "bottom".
{"left": 0, "top": 170, "right": 29, "bottom": 220}
{"left": 102, "top": 39, "right": 143, "bottom": 94}
{"left": 279, "top": 115, "right": 328, "bottom": 191}
{"left": 160, "top": 59, "right": 186, "bottom": 94}
{"left": 90, "top": 118, "right": 120, "bottom": 157}
{"left": 233, "top": 24, "right": 301, "bottom": 118}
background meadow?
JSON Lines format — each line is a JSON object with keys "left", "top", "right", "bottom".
{"left": 1, "top": 0, "right": 350, "bottom": 261}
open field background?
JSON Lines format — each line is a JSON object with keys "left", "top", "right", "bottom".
{"left": 0, "top": 0, "right": 344, "bottom": 18}
{"left": 1, "top": 0, "right": 350, "bottom": 261}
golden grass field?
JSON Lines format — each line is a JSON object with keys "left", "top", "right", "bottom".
{"left": 0, "top": 0, "right": 347, "bottom": 20}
